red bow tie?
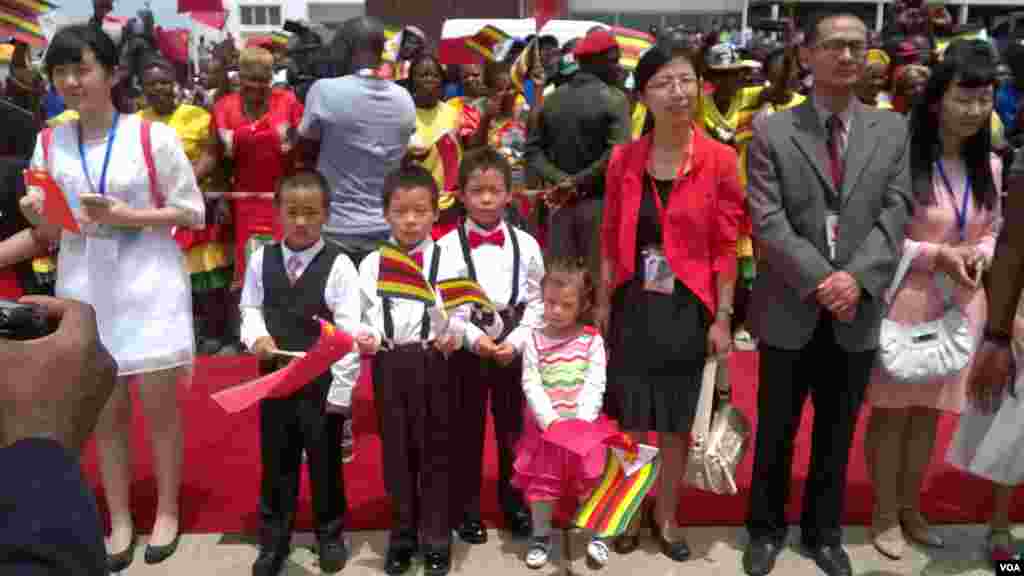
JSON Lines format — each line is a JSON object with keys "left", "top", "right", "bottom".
{"left": 468, "top": 229, "right": 505, "bottom": 249}
{"left": 410, "top": 251, "right": 424, "bottom": 268}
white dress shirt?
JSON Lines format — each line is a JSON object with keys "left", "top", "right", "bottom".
{"left": 239, "top": 238, "right": 362, "bottom": 409}
{"left": 435, "top": 219, "right": 545, "bottom": 353}
{"left": 812, "top": 94, "right": 854, "bottom": 158}
{"left": 358, "top": 238, "right": 462, "bottom": 347}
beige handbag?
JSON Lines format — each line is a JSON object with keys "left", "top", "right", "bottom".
{"left": 684, "top": 357, "right": 752, "bottom": 495}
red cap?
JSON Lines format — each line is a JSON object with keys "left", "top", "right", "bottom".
{"left": 573, "top": 30, "right": 617, "bottom": 58}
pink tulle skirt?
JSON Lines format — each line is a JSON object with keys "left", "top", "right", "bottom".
{"left": 512, "top": 412, "right": 611, "bottom": 503}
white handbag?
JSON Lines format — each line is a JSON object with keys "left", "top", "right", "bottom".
{"left": 684, "top": 357, "right": 751, "bottom": 495}
{"left": 878, "top": 242, "right": 974, "bottom": 383}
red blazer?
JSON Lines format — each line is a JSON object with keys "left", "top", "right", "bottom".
{"left": 601, "top": 126, "right": 745, "bottom": 314}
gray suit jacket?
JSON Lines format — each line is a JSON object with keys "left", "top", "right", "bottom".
{"left": 746, "top": 99, "right": 913, "bottom": 352}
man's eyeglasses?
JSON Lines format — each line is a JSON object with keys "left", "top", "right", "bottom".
{"left": 815, "top": 39, "right": 867, "bottom": 57}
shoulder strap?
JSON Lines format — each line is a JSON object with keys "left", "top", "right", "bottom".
{"left": 419, "top": 245, "right": 442, "bottom": 341}
{"left": 884, "top": 242, "right": 921, "bottom": 305}
{"left": 456, "top": 222, "right": 478, "bottom": 281}
{"left": 509, "top": 225, "right": 521, "bottom": 307}
{"left": 140, "top": 120, "right": 164, "bottom": 208}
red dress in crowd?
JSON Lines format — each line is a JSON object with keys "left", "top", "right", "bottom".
{"left": 212, "top": 89, "right": 304, "bottom": 283}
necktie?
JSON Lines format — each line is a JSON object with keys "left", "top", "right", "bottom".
{"left": 410, "top": 250, "right": 424, "bottom": 268}
{"left": 468, "top": 228, "right": 505, "bottom": 249}
{"left": 826, "top": 115, "right": 845, "bottom": 193}
{"left": 287, "top": 254, "right": 303, "bottom": 285}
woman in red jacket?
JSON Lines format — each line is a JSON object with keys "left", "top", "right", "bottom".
{"left": 596, "top": 38, "right": 745, "bottom": 561}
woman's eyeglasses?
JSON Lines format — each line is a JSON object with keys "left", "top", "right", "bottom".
{"left": 646, "top": 76, "right": 699, "bottom": 93}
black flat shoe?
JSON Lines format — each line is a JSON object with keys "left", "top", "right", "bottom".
{"left": 107, "top": 530, "right": 138, "bottom": 573}
{"left": 456, "top": 519, "right": 488, "bottom": 544}
{"left": 144, "top": 531, "right": 181, "bottom": 564}
{"left": 423, "top": 550, "right": 452, "bottom": 576}
{"left": 650, "top": 513, "right": 691, "bottom": 562}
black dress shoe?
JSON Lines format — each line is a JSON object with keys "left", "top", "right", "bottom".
{"left": 107, "top": 531, "right": 138, "bottom": 573}
{"left": 318, "top": 540, "right": 349, "bottom": 574}
{"left": 743, "top": 536, "right": 785, "bottom": 576}
{"left": 144, "top": 531, "right": 181, "bottom": 564}
{"left": 801, "top": 544, "right": 852, "bottom": 576}
{"left": 252, "top": 550, "right": 287, "bottom": 576}
{"left": 505, "top": 509, "right": 532, "bottom": 539}
{"left": 456, "top": 519, "right": 488, "bottom": 544}
{"left": 423, "top": 550, "right": 452, "bottom": 576}
{"left": 650, "top": 515, "right": 690, "bottom": 562}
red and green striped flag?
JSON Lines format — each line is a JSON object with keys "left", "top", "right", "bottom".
{"left": 377, "top": 243, "right": 438, "bottom": 305}
{"left": 610, "top": 26, "right": 654, "bottom": 71}
{"left": 574, "top": 444, "right": 660, "bottom": 538}
{"left": 436, "top": 278, "right": 495, "bottom": 312}
{"left": 465, "top": 24, "right": 511, "bottom": 62}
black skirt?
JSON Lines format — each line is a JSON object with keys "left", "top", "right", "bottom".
{"left": 605, "top": 175, "right": 710, "bottom": 434}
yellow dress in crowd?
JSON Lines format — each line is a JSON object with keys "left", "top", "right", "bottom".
{"left": 414, "top": 100, "right": 464, "bottom": 212}
{"left": 139, "top": 104, "right": 234, "bottom": 292}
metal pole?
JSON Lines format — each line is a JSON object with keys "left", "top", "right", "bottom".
{"left": 875, "top": 0, "right": 884, "bottom": 32}
{"left": 741, "top": 0, "right": 750, "bottom": 31}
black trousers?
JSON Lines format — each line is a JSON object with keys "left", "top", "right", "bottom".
{"left": 372, "top": 345, "right": 453, "bottom": 550}
{"left": 547, "top": 197, "right": 603, "bottom": 285}
{"left": 450, "top": 349, "right": 527, "bottom": 522}
{"left": 259, "top": 376, "right": 345, "bottom": 552}
{"left": 746, "top": 315, "right": 874, "bottom": 548}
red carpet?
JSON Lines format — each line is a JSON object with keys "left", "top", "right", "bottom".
{"left": 80, "top": 352, "right": 1024, "bottom": 535}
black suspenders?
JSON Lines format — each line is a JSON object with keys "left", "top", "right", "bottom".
{"left": 456, "top": 222, "right": 521, "bottom": 308}
{"left": 382, "top": 245, "right": 442, "bottom": 344}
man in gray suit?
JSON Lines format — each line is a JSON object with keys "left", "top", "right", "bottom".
{"left": 743, "top": 11, "right": 913, "bottom": 576}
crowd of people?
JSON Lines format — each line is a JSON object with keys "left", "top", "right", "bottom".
{"left": 0, "top": 2, "right": 1023, "bottom": 576}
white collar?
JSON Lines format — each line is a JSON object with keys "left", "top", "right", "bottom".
{"left": 282, "top": 238, "right": 325, "bottom": 261}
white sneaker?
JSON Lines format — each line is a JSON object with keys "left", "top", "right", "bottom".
{"left": 525, "top": 536, "right": 552, "bottom": 569}
{"left": 587, "top": 538, "right": 610, "bottom": 567}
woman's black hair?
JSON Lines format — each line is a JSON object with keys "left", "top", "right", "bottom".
{"left": 633, "top": 37, "right": 700, "bottom": 135}
{"left": 408, "top": 53, "right": 448, "bottom": 96}
{"left": 44, "top": 24, "right": 119, "bottom": 81}
{"left": 483, "top": 60, "right": 511, "bottom": 89}
{"left": 909, "top": 38, "right": 998, "bottom": 210}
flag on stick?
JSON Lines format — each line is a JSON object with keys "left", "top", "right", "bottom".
{"left": 465, "top": 24, "right": 511, "bottom": 61}
{"left": 0, "top": 0, "right": 56, "bottom": 46}
{"left": 377, "top": 243, "right": 438, "bottom": 305}
{"left": 610, "top": 26, "right": 654, "bottom": 71}
{"left": 436, "top": 278, "right": 495, "bottom": 312}
{"left": 574, "top": 442, "right": 660, "bottom": 538}
{"left": 24, "top": 169, "right": 79, "bottom": 234}
{"left": 211, "top": 319, "right": 354, "bottom": 413}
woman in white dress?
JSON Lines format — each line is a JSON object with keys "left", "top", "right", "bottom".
{"left": 26, "top": 25, "right": 204, "bottom": 571}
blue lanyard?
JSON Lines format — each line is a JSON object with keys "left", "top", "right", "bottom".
{"left": 935, "top": 158, "right": 970, "bottom": 243}
{"left": 78, "top": 111, "right": 119, "bottom": 196}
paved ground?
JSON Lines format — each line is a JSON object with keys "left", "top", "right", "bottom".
{"left": 110, "top": 524, "right": 1013, "bottom": 575}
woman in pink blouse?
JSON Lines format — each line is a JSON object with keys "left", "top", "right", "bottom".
{"left": 864, "top": 40, "right": 1003, "bottom": 560}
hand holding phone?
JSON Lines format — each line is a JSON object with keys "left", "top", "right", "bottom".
{"left": 0, "top": 299, "right": 53, "bottom": 340}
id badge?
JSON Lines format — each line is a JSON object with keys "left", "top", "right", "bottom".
{"left": 825, "top": 212, "right": 839, "bottom": 262}
{"left": 641, "top": 246, "right": 674, "bottom": 295}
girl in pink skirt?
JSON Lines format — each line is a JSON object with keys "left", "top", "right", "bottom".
{"left": 511, "top": 257, "right": 611, "bottom": 569}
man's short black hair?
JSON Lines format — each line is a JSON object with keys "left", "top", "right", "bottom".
{"left": 459, "top": 148, "right": 511, "bottom": 193}
{"left": 803, "top": 10, "right": 866, "bottom": 46}
{"left": 538, "top": 35, "right": 559, "bottom": 50}
{"left": 275, "top": 170, "right": 331, "bottom": 211}
{"left": 382, "top": 165, "right": 440, "bottom": 211}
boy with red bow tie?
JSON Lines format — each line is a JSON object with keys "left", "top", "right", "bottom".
{"left": 436, "top": 148, "right": 546, "bottom": 542}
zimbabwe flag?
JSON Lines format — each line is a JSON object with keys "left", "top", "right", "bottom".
{"left": 436, "top": 278, "right": 495, "bottom": 312}
{"left": 377, "top": 243, "right": 437, "bottom": 305}
{"left": 574, "top": 446, "right": 660, "bottom": 538}
{"left": 0, "top": 0, "right": 57, "bottom": 46}
{"left": 465, "top": 24, "right": 511, "bottom": 61}
{"left": 610, "top": 26, "right": 654, "bottom": 71}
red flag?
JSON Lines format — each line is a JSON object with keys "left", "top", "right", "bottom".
{"left": 156, "top": 26, "right": 190, "bottom": 64}
{"left": 177, "top": 0, "right": 222, "bottom": 14}
{"left": 534, "top": 0, "right": 559, "bottom": 31}
{"left": 24, "top": 170, "right": 80, "bottom": 234}
{"left": 189, "top": 10, "right": 227, "bottom": 30}
{"left": 438, "top": 37, "right": 484, "bottom": 65}
{"left": 212, "top": 320, "right": 355, "bottom": 414}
